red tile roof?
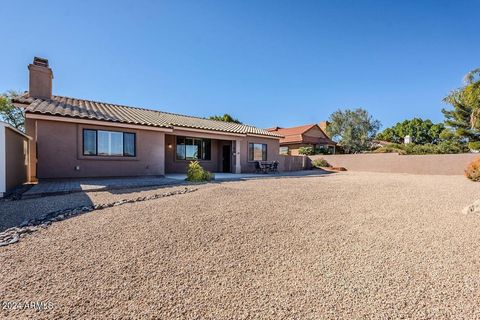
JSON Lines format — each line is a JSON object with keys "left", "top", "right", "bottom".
{"left": 268, "top": 124, "right": 335, "bottom": 145}
{"left": 14, "top": 95, "right": 282, "bottom": 138}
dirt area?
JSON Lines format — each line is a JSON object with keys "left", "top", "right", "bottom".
{"left": 1, "top": 172, "right": 480, "bottom": 319}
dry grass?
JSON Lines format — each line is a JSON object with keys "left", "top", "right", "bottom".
{"left": 1, "top": 172, "right": 480, "bottom": 319}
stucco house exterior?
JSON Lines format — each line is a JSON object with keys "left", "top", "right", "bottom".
{"left": 267, "top": 124, "right": 336, "bottom": 155}
{"left": 13, "top": 58, "right": 283, "bottom": 180}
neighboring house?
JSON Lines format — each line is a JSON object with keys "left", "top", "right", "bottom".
{"left": 13, "top": 57, "right": 283, "bottom": 180}
{"left": 0, "top": 121, "right": 30, "bottom": 197}
{"left": 267, "top": 124, "right": 336, "bottom": 155}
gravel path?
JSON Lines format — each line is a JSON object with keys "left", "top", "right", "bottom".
{"left": 1, "top": 172, "right": 480, "bottom": 319}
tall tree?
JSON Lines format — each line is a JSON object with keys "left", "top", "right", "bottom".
{"left": 208, "top": 114, "right": 242, "bottom": 124}
{"left": 442, "top": 68, "right": 480, "bottom": 142}
{"left": 327, "top": 108, "right": 381, "bottom": 153}
{"left": 0, "top": 91, "right": 24, "bottom": 131}
{"left": 376, "top": 118, "right": 445, "bottom": 144}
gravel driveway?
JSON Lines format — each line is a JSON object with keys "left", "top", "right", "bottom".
{"left": 1, "top": 172, "right": 480, "bottom": 319}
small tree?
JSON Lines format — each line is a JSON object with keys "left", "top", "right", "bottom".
{"left": 327, "top": 108, "right": 381, "bottom": 153}
{"left": 208, "top": 114, "right": 242, "bottom": 124}
{"left": 0, "top": 91, "right": 24, "bottom": 131}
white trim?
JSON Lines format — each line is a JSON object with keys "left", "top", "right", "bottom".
{"left": 235, "top": 139, "right": 241, "bottom": 174}
{"left": 0, "top": 124, "right": 6, "bottom": 196}
{"left": 25, "top": 113, "right": 174, "bottom": 133}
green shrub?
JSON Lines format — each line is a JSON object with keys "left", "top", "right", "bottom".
{"left": 186, "top": 161, "right": 214, "bottom": 182}
{"left": 314, "top": 146, "right": 332, "bottom": 155}
{"left": 298, "top": 146, "right": 315, "bottom": 155}
{"left": 312, "top": 158, "right": 330, "bottom": 168}
{"left": 466, "top": 157, "right": 480, "bottom": 181}
{"left": 468, "top": 141, "right": 480, "bottom": 151}
{"left": 373, "top": 145, "right": 407, "bottom": 155}
{"left": 373, "top": 141, "right": 468, "bottom": 155}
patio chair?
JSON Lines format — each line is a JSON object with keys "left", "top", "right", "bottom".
{"left": 254, "top": 161, "right": 262, "bottom": 173}
{"left": 270, "top": 161, "right": 279, "bottom": 174}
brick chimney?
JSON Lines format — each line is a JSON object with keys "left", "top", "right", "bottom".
{"left": 28, "top": 57, "right": 53, "bottom": 99}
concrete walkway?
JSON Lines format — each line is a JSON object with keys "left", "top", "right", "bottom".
{"left": 166, "top": 170, "right": 331, "bottom": 181}
{"left": 22, "top": 170, "right": 331, "bottom": 199}
{"left": 22, "top": 176, "right": 179, "bottom": 199}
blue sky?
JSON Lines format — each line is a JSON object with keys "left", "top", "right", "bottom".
{"left": 1, "top": 0, "right": 478, "bottom": 129}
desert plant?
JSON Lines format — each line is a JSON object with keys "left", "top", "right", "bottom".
{"left": 468, "top": 141, "right": 480, "bottom": 151}
{"left": 311, "top": 158, "right": 330, "bottom": 168}
{"left": 186, "top": 161, "right": 214, "bottom": 182}
{"left": 465, "top": 157, "right": 480, "bottom": 181}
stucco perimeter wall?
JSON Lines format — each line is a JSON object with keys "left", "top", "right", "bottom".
{"left": 310, "top": 153, "right": 479, "bottom": 175}
{"left": 30, "top": 119, "right": 165, "bottom": 179}
{"left": 5, "top": 128, "right": 29, "bottom": 191}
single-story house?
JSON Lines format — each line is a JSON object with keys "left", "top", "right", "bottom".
{"left": 0, "top": 121, "right": 31, "bottom": 197}
{"left": 13, "top": 57, "right": 283, "bottom": 180}
{"left": 267, "top": 124, "right": 336, "bottom": 155}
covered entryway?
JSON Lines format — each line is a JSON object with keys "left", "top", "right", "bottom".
{"left": 165, "top": 134, "right": 235, "bottom": 174}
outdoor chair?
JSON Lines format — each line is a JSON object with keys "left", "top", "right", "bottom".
{"left": 270, "top": 161, "right": 279, "bottom": 173}
{"left": 254, "top": 161, "right": 262, "bottom": 173}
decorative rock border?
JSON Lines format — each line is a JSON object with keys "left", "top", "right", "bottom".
{"left": 0, "top": 187, "right": 198, "bottom": 247}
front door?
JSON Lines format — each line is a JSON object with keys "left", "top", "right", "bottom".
{"left": 222, "top": 145, "right": 231, "bottom": 173}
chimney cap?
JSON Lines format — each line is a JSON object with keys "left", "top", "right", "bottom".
{"left": 33, "top": 57, "right": 49, "bottom": 67}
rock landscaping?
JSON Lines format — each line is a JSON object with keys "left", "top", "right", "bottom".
{"left": 0, "top": 187, "right": 197, "bottom": 247}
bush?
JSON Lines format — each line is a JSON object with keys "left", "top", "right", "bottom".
{"left": 186, "top": 161, "right": 214, "bottom": 182}
{"left": 298, "top": 146, "right": 315, "bottom": 155}
{"left": 312, "top": 158, "right": 330, "bottom": 168}
{"left": 468, "top": 141, "right": 480, "bottom": 151}
{"left": 372, "top": 141, "right": 468, "bottom": 155}
{"left": 465, "top": 157, "right": 480, "bottom": 181}
{"left": 373, "top": 145, "right": 407, "bottom": 155}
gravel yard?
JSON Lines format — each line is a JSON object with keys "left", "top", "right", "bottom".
{"left": 1, "top": 172, "right": 480, "bottom": 319}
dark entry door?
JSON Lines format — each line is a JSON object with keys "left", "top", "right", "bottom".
{"left": 222, "top": 145, "right": 231, "bottom": 173}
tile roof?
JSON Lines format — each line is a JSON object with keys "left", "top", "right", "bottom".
{"left": 267, "top": 124, "right": 335, "bottom": 145}
{"left": 14, "top": 95, "right": 282, "bottom": 138}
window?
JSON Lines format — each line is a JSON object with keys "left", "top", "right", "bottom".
{"left": 176, "top": 136, "right": 211, "bottom": 160}
{"left": 279, "top": 146, "right": 289, "bottom": 155}
{"left": 248, "top": 143, "right": 267, "bottom": 161}
{"left": 83, "top": 129, "right": 136, "bottom": 157}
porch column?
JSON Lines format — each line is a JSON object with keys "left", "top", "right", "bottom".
{"left": 235, "top": 139, "right": 241, "bottom": 174}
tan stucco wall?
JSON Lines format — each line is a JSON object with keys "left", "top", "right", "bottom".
{"left": 238, "top": 136, "right": 281, "bottom": 173}
{"left": 27, "top": 119, "right": 165, "bottom": 179}
{"left": 165, "top": 134, "right": 223, "bottom": 173}
{"left": 165, "top": 132, "right": 280, "bottom": 173}
{"left": 5, "top": 128, "right": 29, "bottom": 191}
{"left": 311, "top": 153, "right": 480, "bottom": 175}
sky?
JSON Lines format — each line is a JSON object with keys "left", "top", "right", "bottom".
{"left": 1, "top": 0, "right": 478, "bottom": 129}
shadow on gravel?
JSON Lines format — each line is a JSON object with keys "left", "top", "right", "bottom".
{"left": 0, "top": 192, "right": 94, "bottom": 232}
{"left": 0, "top": 169, "right": 335, "bottom": 232}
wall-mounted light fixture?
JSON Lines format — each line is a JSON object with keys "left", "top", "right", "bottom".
{"left": 168, "top": 144, "right": 173, "bottom": 149}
